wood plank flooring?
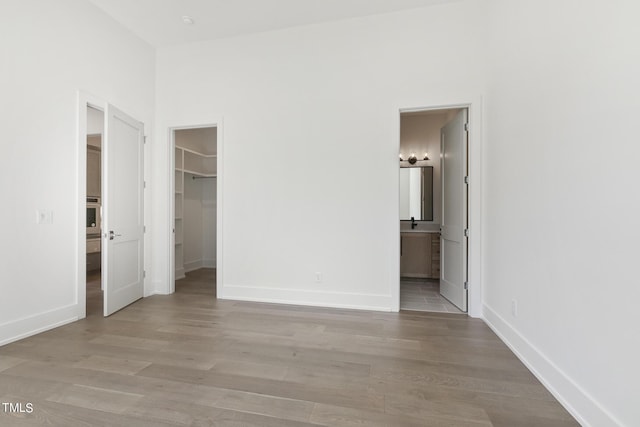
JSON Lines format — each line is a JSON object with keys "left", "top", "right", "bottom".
{"left": 0, "top": 269, "right": 579, "bottom": 426}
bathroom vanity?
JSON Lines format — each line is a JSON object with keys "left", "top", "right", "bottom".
{"left": 400, "top": 231, "right": 440, "bottom": 279}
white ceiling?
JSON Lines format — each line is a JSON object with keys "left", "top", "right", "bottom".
{"left": 88, "top": 0, "right": 461, "bottom": 47}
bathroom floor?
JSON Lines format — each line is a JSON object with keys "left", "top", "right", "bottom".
{"left": 400, "top": 278, "right": 464, "bottom": 313}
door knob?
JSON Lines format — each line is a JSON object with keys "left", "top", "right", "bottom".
{"left": 109, "top": 230, "right": 122, "bottom": 240}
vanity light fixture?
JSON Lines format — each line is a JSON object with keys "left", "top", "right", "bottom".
{"left": 399, "top": 152, "right": 429, "bottom": 163}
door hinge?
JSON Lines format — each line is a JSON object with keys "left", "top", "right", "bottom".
{"left": 464, "top": 122, "right": 469, "bottom": 132}
{"left": 464, "top": 228, "right": 469, "bottom": 237}
{"left": 143, "top": 270, "right": 146, "bottom": 278}
{"left": 464, "top": 176, "right": 469, "bottom": 185}
{"left": 144, "top": 136, "right": 147, "bottom": 144}
{"left": 143, "top": 181, "right": 147, "bottom": 189}
{"left": 143, "top": 226, "right": 146, "bottom": 233}
{"left": 464, "top": 281, "right": 468, "bottom": 290}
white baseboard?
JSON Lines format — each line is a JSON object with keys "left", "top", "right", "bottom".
{"left": 175, "top": 267, "right": 186, "bottom": 280}
{"left": 184, "top": 259, "right": 215, "bottom": 273}
{"left": 483, "top": 304, "right": 621, "bottom": 427}
{"left": 147, "top": 279, "right": 171, "bottom": 296}
{"left": 220, "top": 284, "right": 392, "bottom": 311}
{"left": 0, "top": 304, "right": 79, "bottom": 347}
{"left": 184, "top": 259, "right": 202, "bottom": 273}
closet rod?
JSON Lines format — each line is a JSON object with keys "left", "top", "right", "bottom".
{"left": 192, "top": 176, "right": 217, "bottom": 180}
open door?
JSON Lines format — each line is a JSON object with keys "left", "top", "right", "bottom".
{"left": 440, "top": 109, "right": 468, "bottom": 311}
{"left": 102, "top": 104, "right": 144, "bottom": 316}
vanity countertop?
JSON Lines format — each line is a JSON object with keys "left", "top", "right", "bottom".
{"left": 400, "top": 224, "right": 440, "bottom": 233}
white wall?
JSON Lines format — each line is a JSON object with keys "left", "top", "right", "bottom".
{"left": 183, "top": 174, "right": 204, "bottom": 270}
{"left": 182, "top": 174, "right": 217, "bottom": 271}
{"left": 483, "top": 1, "right": 640, "bottom": 426}
{"left": 0, "top": 0, "right": 155, "bottom": 345}
{"left": 202, "top": 181, "right": 217, "bottom": 268}
{"left": 4, "top": 1, "right": 634, "bottom": 424}
{"left": 175, "top": 128, "right": 217, "bottom": 272}
{"left": 155, "top": 0, "right": 487, "bottom": 310}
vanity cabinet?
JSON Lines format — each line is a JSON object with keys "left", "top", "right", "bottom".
{"left": 400, "top": 232, "right": 440, "bottom": 279}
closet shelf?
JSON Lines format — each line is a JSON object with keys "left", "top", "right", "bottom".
{"left": 180, "top": 147, "right": 216, "bottom": 158}
{"left": 183, "top": 169, "right": 216, "bottom": 178}
{"left": 175, "top": 139, "right": 216, "bottom": 281}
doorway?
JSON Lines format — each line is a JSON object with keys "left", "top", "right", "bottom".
{"left": 171, "top": 126, "right": 218, "bottom": 295}
{"left": 86, "top": 106, "right": 104, "bottom": 316}
{"left": 77, "top": 94, "right": 146, "bottom": 319}
{"left": 399, "top": 107, "right": 468, "bottom": 313}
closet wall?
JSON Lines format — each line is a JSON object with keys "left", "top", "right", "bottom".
{"left": 174, "top": 127, "right": 217, "bottom": 279}
{"left": 183, "top": 174, "right": 216, "bottom": 272}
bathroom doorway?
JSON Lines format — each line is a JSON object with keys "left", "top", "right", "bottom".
{"left": 399, "top": 107, "right": 468, "bottom": 313}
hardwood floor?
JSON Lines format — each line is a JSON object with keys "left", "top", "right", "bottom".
{"left": 0, "top": 269, "right": 578, "bottom": 426}
{"left": 86, "top": 270, "right": 102, "bottom": 316}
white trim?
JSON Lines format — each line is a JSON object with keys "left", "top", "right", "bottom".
{"left": 220, "top": 285, "right": 393, "bottom": 312}
{"left": 0, "top": 304, "right": 78, "bottom": 347}
{"left": 146, "top": 280, "right": 165, "bottom": 297}
{"left": 167, "top": 119, "right": 224, "bottom": 296}
{"left": 143, "top": 290, "right": 163, "bottom": 298}
{"left": 183, "top": 259, "right": 215, "bottom": 273}
{"left": 184, "top": 259, "right": 203, "bottom": 273}
{"left": 483, "top": 304, "right": 622, "bottom": 427}
{"left": 393, "top": 98, "right": 483, "bottom": 318}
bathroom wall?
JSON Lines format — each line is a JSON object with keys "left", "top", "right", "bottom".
{"left": 400, "top": 112, "right": 453, "bottom": 225}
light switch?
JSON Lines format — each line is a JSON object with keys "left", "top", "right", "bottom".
{"left": 36, "top": 210, "right": 53, "bottom": 224}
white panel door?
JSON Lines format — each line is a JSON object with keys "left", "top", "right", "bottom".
{"left": 440, "top": 109, "right": 468, "bottom": 311}
{"left": 103, "top": 104, "right": 144, "bottom": 316}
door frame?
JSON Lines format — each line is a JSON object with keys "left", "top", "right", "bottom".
{"left": 76, "top": 91, "right": 149, "bottom": 319}
{"left": 168, "top": 120, "right": 224, "bottom": 297}
{"left": 393, "top": 100, "right": 483, "bottom": 318}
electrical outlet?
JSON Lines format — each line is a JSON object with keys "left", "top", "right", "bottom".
{"left": 511, "top": 299, "right": 518, "bottom": 317}
{"left": 36, "top": 210, "right": 53, "bottom": 224}
{"left": 315, "top": 272, "right": 322, "bottom": 283}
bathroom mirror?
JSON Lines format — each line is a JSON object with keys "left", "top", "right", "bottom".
{"left": 399, "top": 166, "right": 433, "bottom": 221}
